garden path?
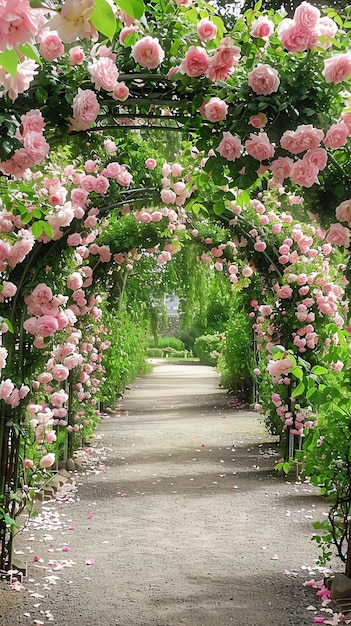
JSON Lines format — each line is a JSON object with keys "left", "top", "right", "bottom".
{"left": 0, "top": 362, "right": 339, "bottom": 626}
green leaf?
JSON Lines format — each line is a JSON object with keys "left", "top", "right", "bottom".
{"left": 290, "top": 366, "right": 303, "bottom": 381}
{"left": 271, "top": 345, "right": 286, "bottom": 356}
{"left": 170, "top": 38, "right": 182, "bottom": 56}
{"left": 18, "top": 43, "right": 41, "bottom": 64}
{"left": 236, "top": 189, "right": 250, "bottom": 207}
{"left": 91, "top": 0, "right": 117, "bottom": 41}
{"left": 123, "top": 31, "right": 138, "bottom": 48}
{"left": 35, "top": 86, "right": 48, "bottom": 103}
{"left": 311, "top": 365, "right": 328, "bottom": 375}
{"left": 213, "top": 200, "right": 225, "bottom": 215}
{"left": 42, "top": 222, "right": 53, "bottom": 238}
{"left": 190, "top": 202, "right": 206, "bottom": 215}
{"left": 114, "top": 0, "right": 145, "bottom": 20}
{"left": 283, "top": 462, "right": 290, "bottom": 474}
{"left": 1, "top": 140, "right": 13, "bottom": 156}
{"left": 31, "top": 221, "right": 44, "bottom": 238}
{"left": 0, "top": 49, "right": 18, "bottom": 76}
{"left": 293, "top": 381, "right": 305, "bottom": 397}
{"left": 0, "top": 318, "right": 13, "bottom": 333}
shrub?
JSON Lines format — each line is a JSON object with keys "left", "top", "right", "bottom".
{"left": 146, "top": 348, "right": 164, "bottom": 358}
{"left": 193, "top": 334, "right": 224, "bottom": 365}
{"left": 162, "top": 348, "right": 188, "bottom": 358}
{"left": 101, "top": 308, "right": 149, "bottom": 406}
{"left": 157, "top": 336, "right": 185, "bottom": 351}
{"left": 217, "top": 315, "right": 254, "bottom": 400}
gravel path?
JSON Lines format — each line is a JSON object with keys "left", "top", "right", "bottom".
{"left": 0, "top": 363, "right": 341, "bottom": 626}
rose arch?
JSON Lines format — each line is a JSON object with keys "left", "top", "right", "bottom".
{"left": 0, "top": 0, "right": 351, "bottom": 576}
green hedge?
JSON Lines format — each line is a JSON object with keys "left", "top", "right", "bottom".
{"left": 193, "top": 334, "right": 223, "bottom": 366}
{"left": 147, "top": 348, "right": 164, "bottom": 358}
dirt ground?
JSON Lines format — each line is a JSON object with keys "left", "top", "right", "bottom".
{"left": 0, "top": 362, "right": 342, "bottom": 626}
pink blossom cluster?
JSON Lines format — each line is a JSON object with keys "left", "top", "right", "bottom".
{"left": 0, "top": 228, "right": 35, "bottom": 270}
{"left": 269, "top": 391, "right": 316, "bottom": 436}
{"left": 277, "top": 1, "right": 337, "bottom": 53}
{"left": 178, "top": 37, "right": 240, "bottom": 83}
{"left": 0, "top": 109, "right": 49, "bottom": 179}
{"left": 0, "top": 379, "right": 29, "bottom": 408}
{"left": 159, "top": 161, "right": 191, "bottom": 208}
{"left": 23, "top": 283, "right": 71, "bottom": 347}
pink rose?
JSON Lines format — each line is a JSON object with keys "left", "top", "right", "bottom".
{"left": 266, "top": 356, "right": 294, "bottom": 379}
{"left": 341, "top": 112, "right": 351, "bottom": 135}
{"left": 275, "top": 285, "right": 293, "bottom": 299}
{"left": 39, "top": 32, "right": 64, "bottom": 61}
{"left": 245, "top": 132, "right": 274, "bottom": 161}
{"left": 326, "top": 223, "right": 350, "bottom": 247}
{"left": 294, "top": 2, "right": 320, "bottom": 29}
{"left": 68, "top": 45, "right": 85, "bottom": 65}
{"left": 64, "top": 354, "right": 83, "bottom": 369}
{"left": 278, "top": 19, "right": 317, "bottom": 52}
{"left": 323, "top": 53, "right": 351, "bottom": 84}
{"left": 35, "top": 314, "right": 59, "bottom": 337}
{"left": 248, "top": 64, "right": 280, "bottom": 95}
{"left": 1, "top": 281, "right": 17, "bottom": 298}
{"left": 171, "top": 163, "right": 182, "bottom": 177}
{"left": 145, "top": 158, "right": 157, "bottom": 170}
{"left": 18, "top": 109, "right": 45, "bottom": 137}
{"left": 160, "top": 189, "right": 176, "bottom": 204}
{"left": 88, "top": 57, "right": 119, "bottom": 92}
{"left": 280, "top": 124, "right": 324, "bottom": 154}
{"left": 115, "top": 166, "right": 132, "bottom": 186}
{"left": 118, "top": 10, "right": 135, "bottom": 26}
{"left": 335, "top": 199, "right": 351, "bottom": 223}
{"left": 84, "top": 159, "right": 98, "bottom": 173}
{"left": 197, "top": 18, "right": 217, "bottom": 42}
{"left": 71, "top": 88, "right": 100, "bottom": 131}
{"left": 0, "top": 0, "right": 41, "bottom": 51}
{"left": 249, "top": 113, "right": 268, "bottom": 128}
{"left": 138, "top": 212, "right": 152, "bottom": 223}
{"left": 270, "top": 156, "right": 293, "bottom": 184}
{"left": 250, "top": 16, "right": 274, "bottom": 38}
{"left": 317, "top": 16, "right": 338, "bottom": 41}
{"left": 202, "top": 97, "right": 228, "bottom": 122}
{"left": 303, "top": 147, "right": 328, "bottom": 171}
{"left": 44, "top": 430, "right": 57, "bottom": 443}
{"left": 23, "top": 132, "right": 50, "bottom": 163}
{"left": 51, "top": 364, "right": 70, "bottom": 381}
{"left": 205, "top": 39, "right": 240, "bottom": 82}
{"left": 179, "top": 46, "right": 208, "bottom": 77}
{"left": 217, "top": 132, "right": 242, "bottom": 161}
{"left": 104, "top": 162, "right": 121, "bottom": 178}
{"left": 112, "top": 82, "right": 129, "bottom": 101}
{"left": 104, "top": 139, "right": 117, "bottom": 153}
{"left": 39, "top": 452, "right": 55, "bottom": 469}
{"left": 290, "top": 159, "right": 319, "bottom": 187}
{"left": 242, "top": 266, "right": 253, "bottom": 278}
{"left": 71, "top": 188, "right": 88, "bottom": 207}
{"left": 67, "top": 272, "right": 83, "bottom": 290}
{"left": 94, "top": 175, "right": 110, "bottom": 195}
{"left": 81, "top": 175, "right": 96, "bottom": 192}
{"left": 323, "top": 122, "right": 349, "bottom": 149}
{"left": 8, "top": 230, "right": 34, "bottom": 267}
{"left": 0, "top": 58, "right": 38, "bottom": 100}
{"left": 131, "top": 36, "right": 164, "bottom": 69}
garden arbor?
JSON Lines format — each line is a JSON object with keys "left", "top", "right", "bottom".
{"left": 0, "top": 0, "right": 351, "bottom": 574}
